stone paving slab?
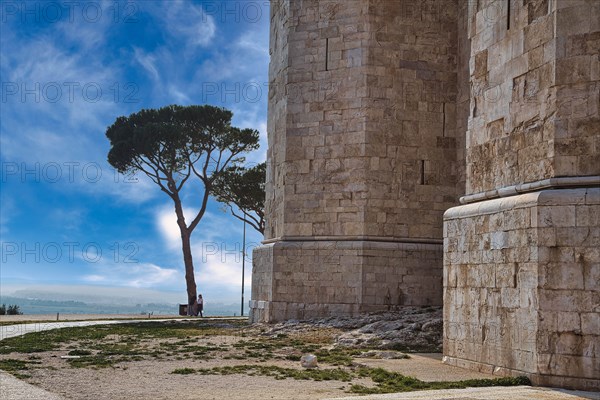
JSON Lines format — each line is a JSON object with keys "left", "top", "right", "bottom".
{"left": 328, "top": 386, "right": 600, "bottom": 400}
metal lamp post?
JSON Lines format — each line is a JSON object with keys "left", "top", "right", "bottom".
{"left": 241, "top": 214, "right": 246, "bottom": 317}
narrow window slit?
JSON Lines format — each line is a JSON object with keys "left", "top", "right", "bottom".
{"left": 420, "top": 160, "right": 425, "bottom": 185}
{"left": 442, "top": 102, "right": 446, "bottom": 137}
{"left": 507, "top": 0, "right": 511, "bottom": 30}
{"left": 325, "top": 38, "right": 329, "bottom": 71}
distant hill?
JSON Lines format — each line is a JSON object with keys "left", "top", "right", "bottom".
{"left": 0, "top": 296, "right": 242, "bottom": 316}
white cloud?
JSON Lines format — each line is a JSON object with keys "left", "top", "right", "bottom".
{"left": 156, "top": 202, "right": 244, "bottom": 245}
{"left": 162, "top": 0, "right": 216, "bottom": 47}
{"left": 197, "top": 24, "right": 269, "bottom": 82}
{"left": 0, "top": 0, "right": 268, "bottom": 305}
{"left": 82, "top": 262, "right": 181, "bottom": 288}
{"left": 196, "top": 256, "right": 250, "bottom": 290}
{"left": 156, "top": 204, "right": 202, "bottom": 249}
{"left": 84, "top": 275, "right": 105, "bottom": 282}
{"left": 1, "top": 284, "right": 185, "bottom": 305}
{"left": 93, "top": 171, "right": 158, "bottom": 204}
{"left": 155, "top": 203, "right": 253, "bottom": 291}
{"left": 48, "top": 207, "right": 86, "bottom": 232}
{"left": 133, "top": 47, "right": 160, "bottom": 82}
{"left": 157, "top": 205, "right": 182, "bottom": 249}
{"left": 0, "top": 26, "right": 123, "bottom": 166}
{"left": 55, "top": 0, "right": 114, "bottom": 50}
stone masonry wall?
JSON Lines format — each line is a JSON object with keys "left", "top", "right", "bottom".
{"left": 362, "top": 0, "right": 460, "bottom": 239}
{"left": 266, "top": 0, "right": 373, "bottom": 240}
{"left": 264, "top": 0, "right": 290, "bottom": 240}
{"left": 444, "top": 188, "right": 599, "bottom": 390}
{"left": 264, "top": 0, "right": 461, "bottom": 241}
{"left": 251, "top": 240, "right": 442, "bottom": 322}
{"left": 252, "top": 0, "right": 460, "bottom": 322}
{"left": 443, "top": 0, "right": 600, "bottom": 391}
{"left": 465, "top": 0, "right": 599, "bottom": 196}
{"left": 255, "top": 0, "right": 599, "bottom": 390}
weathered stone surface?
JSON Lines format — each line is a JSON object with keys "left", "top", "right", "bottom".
{"left": 444, "top": 188, "right": 600, "bottom": 390}
{"left": 254, "top": 0, "right": 600, "bottom": 392}
{"left": 253, "top": 0, "right": 459, "bottom": 323}
{"left": 251, "top": 240, "right": 442, "bottom": 322}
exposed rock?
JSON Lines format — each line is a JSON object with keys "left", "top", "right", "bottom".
{"left": 300, "top": 354, "right": 318, "bottom": 368}
{"left": 260, "top": 306, "right": 443, "bottom": 353}
{"left": 355, "top": 350, "right": 409, "bottom": 359}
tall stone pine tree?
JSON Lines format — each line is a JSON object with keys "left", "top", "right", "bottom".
{"left": 106, "top": 105, "right": 259, "bottom": 312}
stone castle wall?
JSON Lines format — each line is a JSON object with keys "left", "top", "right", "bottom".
{"left": 264, "top": 0, "right": 461, "bottom": 241}
{"left": 253, "top": 0, "right": 463, "bottom": 323}
{"left": 444, "top": 188, "right": 599, "bottom": 390}
{"left": 464, "top": 0, "right": 599, "bottom": 196}
{"left": 443, "top": 0, "right": 599, "bottom": 391}
{"left": 251, "top": 240, "right": 442, "bottom": 321}
{"left": 253, "top": 0, "right": 599, "bottom": 391}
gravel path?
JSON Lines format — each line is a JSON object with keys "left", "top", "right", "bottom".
{"left": 0, "top": 370, "right": 65, "bottom": 400}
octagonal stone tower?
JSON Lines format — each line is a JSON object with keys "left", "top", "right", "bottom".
{"left": 250, "top": 0, "right": 461, "bottom": 322}
{"left": 442, "top": 0, "right": 600, "bottom": 390}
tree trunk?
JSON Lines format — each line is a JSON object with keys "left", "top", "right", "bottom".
{"left": 181, "top": 229, "right": 197, "bottom": 315}
{"left": 173, "top": 197, "right": 197, "bottom": 315}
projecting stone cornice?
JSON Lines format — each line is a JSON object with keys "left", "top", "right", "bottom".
{"left": 445, "top": 187, "right": 600, "bottom": 220}
{"left": 459, "top": 176, "right": 600, "bottom": 205}
{"left": 262, "top": 236, "right": 443, "bottom": 245}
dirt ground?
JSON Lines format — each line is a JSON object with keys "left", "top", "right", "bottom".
{"left": 0, "top": 313, "right": 496, "bottom": 400}
{"left": 26, "top": 359, "right": 370, "bottom": 400}
{"left": 2, "top": 331, "right": 374, "bottom": 399}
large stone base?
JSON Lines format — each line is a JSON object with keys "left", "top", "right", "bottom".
{"left": 250, "top": 239, "right": 442, "bottom": 323}
{"left": 443, "top": 188, "right": 600, "bottom": 391}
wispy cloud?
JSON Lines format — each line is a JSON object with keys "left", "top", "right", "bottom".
{"left": 133, "top": 47, "right": 160, "bottom": 82}
{"left": 161, "top": 0, "right": 216, "bottom": 47}
{"left": 82, "top": 262, "right": 181, "bottom": 288}
{"left": 1, "top": 0, "right": 269, "bottom": 306}
{"left": 156, "top": 205, "right": 242, "bottom": 249}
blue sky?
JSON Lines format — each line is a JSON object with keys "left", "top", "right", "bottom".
{"left": 0, "top": 1, "right": 269, "bottom": 307}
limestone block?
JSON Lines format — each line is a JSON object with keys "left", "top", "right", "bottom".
{"left": 537, "top": 205, "right": 576, "bottom": 227}
{"left": 556, "top": 4, "right": 592, "bottom": 37}
{"left": 524, "top": 16, "right": 554, "bottom": 52}
{"left": 556, "top": 56, "right": 592, "bottom": 85}
{"left": 581, "top": 312, "right": 599, "bottom": 336}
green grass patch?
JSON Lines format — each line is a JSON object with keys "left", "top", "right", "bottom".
{"left": 172, "top": 367, "right": 197, "bottom": 375}
{"left": 0, "top": 320, "right": 248, "bottom": 355}
{"left": 314, "top": 348, "right": 362, "bottom": 366}
{"left": 0, "top": 359, "right": 34, "bottom": 372}
{"left": 176, "top": 364, "right": 353, "bottom": 382}
{"left": 67, "top": 349, "right": 92, "bottom": 356}
{"left": 350, "top": 367, "right": 531, "bottom": 394}
{"left": 67, "top": 355, "right": 116, "bottom": 369}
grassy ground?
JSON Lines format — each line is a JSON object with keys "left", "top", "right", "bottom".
{"left": 0, "top": 319, "right": 530, "bottom": 395}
